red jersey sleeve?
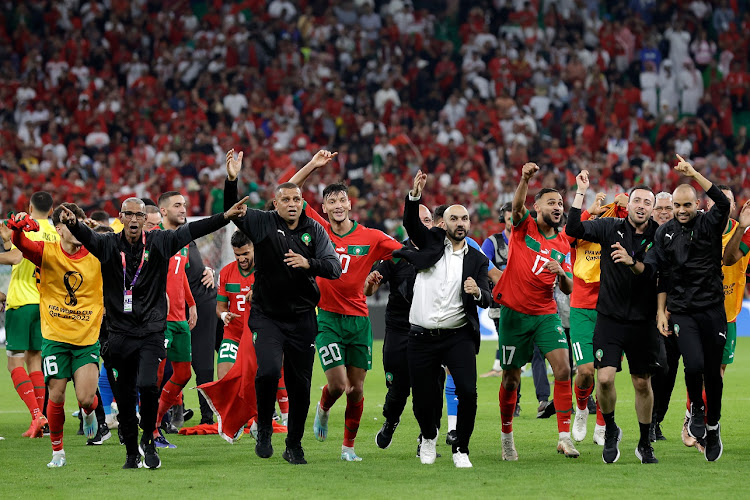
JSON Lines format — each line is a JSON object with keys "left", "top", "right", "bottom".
{"left": 740, "top": 227, "right": 750, "bottom": 256}
{"left": 11, "top": 230, "right": 44, "bottom": 267}
{"left": 303, "top": 201, "right": 329, "bottom": 229}
{"left": 184, "top": 271, "right": 195, "bottom": 307}
{"left": 373, "top": 231, "right": 403, "bottom": 261}
{"left": 217, "top": 265, "right": 229, "bottom": 303}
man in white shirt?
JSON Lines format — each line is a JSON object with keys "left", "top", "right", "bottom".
{"left": 394, "top": 171, "right": 491, "bottom": 469}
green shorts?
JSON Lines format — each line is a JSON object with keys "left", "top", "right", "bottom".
{"left": 165, "top": 321, "right": 192, "bottom": 362}
{"left": 42, "top": 339, "right": 100, "bottom": 384}
{"left": 498, "top": 305, "right": 567, "bottom": 370}
{"left": 5, "top": 305, "right": 43, "bottom": 352}
{"left": 218, "top": 339, "right": 239, "bottom": 364}
{"left": 722, "top": 322, "right": 737, "bottom": 365}
{"left": 569, "top": 307, "right": 598, "bottom": 366}
{"left": 316, "top": 309, "right": 372, "bottom": 371}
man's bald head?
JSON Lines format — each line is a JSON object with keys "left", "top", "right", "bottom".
{"left": 673, "top": 183, "right": 697, "bottom": 201}
{"left": 443, "top": 204, "right": 470, "bottom": 243}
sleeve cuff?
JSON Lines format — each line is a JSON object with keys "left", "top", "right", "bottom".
{"left": 408, "top": 193, "right": 421, "bottom": 201}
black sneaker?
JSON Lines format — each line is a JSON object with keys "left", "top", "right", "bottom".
{"left": 199, "top": 416, "right": 215, "bottom": 426}
{"left": 160, "top": 420, "right": 179, "bottom": 435}
{"left": 42, "top": 423, "right": 50, "bottom": 437}
{"left": 688, "top": 404, "right": 706, "bottom": 440}
{"left": 445, "top": 430, "right": 458, "bottom": 447}
{"left": 602, "top": 426, "right": 622, "bottom": 463}
{"left": 87, "top": 423, "right": 112, "bottom": 445}
{"left": 648, "top": 422, "right": 657, "bottom": 443}
{"left": 118, "top": 426, "right": 125, "bottom": 445}
{"left": 282, "top": 445, "right": 307, "bottom": 465}
{"left": 705, "top": 423, "right": 723, "bottom": 462}
{"left": 139, "top": 439, "right": 161, "bottom": 469}
{"left": 255, "top": 428, "right": 274, "bottom": 458}
{"left": 122, "top": 454, "right": 141, "bottom": 469}
{"left": 587, "top": 396, "right": 597, "bottom": 415}
{"left": 182, "top": 407, "right": 194, "bottom": 423}
{"left": 537, "top": 400, "right": 555, "bottom": 419}
{"left": 513, "top": 404, "right": 521, "bottom": 417}
{"left": 375, "top": 420, "right": 399, "bottom": 449}
{"left": 77, "top": 412, "right": 84, "bottom": 435}
{"left": 635, "top": 443, "right": 659, "bottom": 463}
{"left": 654, "top": 422, "right": 666, "bottom": 441}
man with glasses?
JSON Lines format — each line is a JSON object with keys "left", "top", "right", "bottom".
{"left": 652, "top": 192, "right": 674, "bottom": 225}
{"left": 59, "top": 196, "right": 248, "bottom": 469}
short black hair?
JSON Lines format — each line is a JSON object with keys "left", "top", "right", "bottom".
{"left": 322, "top": 182, "right": 348, "bottom": 201}
{"left": 158, "top": 191, "right": 183, "bottom": 207}
{"left": 30, "top": 192, "right": 54, "bottom": 213}
{"left": 629, "top": 184, "right": 654, "bottom": 197}
{"left": 142, "top": 198, "right": 157, "bottom": 207}
{"left": 144, "top": 205, "right": 161, "bottom": 214}
{"left": 275, "top": 182, "right": 300, "bottom": 195}
{"left": 52, "top": 203, "right": 85, "bottom": 226}
{"left": 534, "top": 188, "right": 559, "bottom": 201}
{"left": 93, "top": 224, "right": 114, "bottom": 233}
{"left": 231, "top": 230, "right": 252, "bottom": 248}
{"left": 89, "top": 210, "right": 110, "bottom": 223}
{"left": 498, "top": 202, "right": 512, "bottom": 220}
{"left": 716, "top": 184, "right": 731, "bottom": 192}
{"left": 434, "top": 204, "right": 449, "bottom": 222}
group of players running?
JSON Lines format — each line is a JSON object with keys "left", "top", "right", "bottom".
{"left": 3, "top": 147, "right": 748, "bottom": 469}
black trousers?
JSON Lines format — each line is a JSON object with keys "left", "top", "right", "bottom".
{"left": 651, "top": 334, "right": 681, "bottom": 423}
{"left": 191, "top": 299, "right": 218, "bottom": 421}
{"left": 382, "top": 327, "right": 444, "bottom": 428}
{"left": 408, "top": 325, "right": 477, "bottom": 454}
{"left": 672, "top": 305, "right": 727, "bottom": 426}
{"left": 250, "top": 307, "right": 316, "bottom": 448}
{"left": 105, "top": 332, "right": 165, "bottom": 456}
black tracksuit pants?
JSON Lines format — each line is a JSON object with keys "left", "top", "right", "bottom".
{"left": 191, "top": 298, "right": 218, "bottom": 422}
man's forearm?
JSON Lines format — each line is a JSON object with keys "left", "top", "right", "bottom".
{"left": 723, "top": 224, "right": 745, "bottom": 266}
{"left": 512, "top": 178, "right": 529, "bottom": 217}
{"left": 289, "top": 161, "right": 317, "bottom": 188}
{"left": 224, "top": 178, "right": 239, "bottom": 211}
{"left": 185, "top": 213, "right": 230, "bottom": 245}
{"left": 692, "top": 171, "right": 713, "bottom": 193}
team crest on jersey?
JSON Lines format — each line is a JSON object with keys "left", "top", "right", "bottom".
{"left": 301, "top": 233, "right": 311, "bottom": 246}
{"left": 252, "top": 331, "right": 257, "bottom": 343}
{"left": 595, "top": 349, "right": 603, "bottom": 361}
{"left": 674, "top": 324, "right": 680, "bottom": 335}
{"left": 144, "top": 250, "right": 150, "bottom": 262}
{"left": 385, "top": 372, "right": 393, "bottom": 383}
{"left": 348, "top": 245, "right": 370, "bottom": 256}
{"left": 556, "top": 325, "right": 564, "bottom": 335}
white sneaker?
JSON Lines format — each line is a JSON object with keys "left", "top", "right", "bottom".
{"left": 82, "top": 408, "right": 97, "bottom": 440}
{"left": 419, "top": 437, "right": 437, "bottom": 464}
{"left": 501, "top": 432, "right": 518, "bottom": 461}
{"left": 47, "top": 450, "right": 66, "bottom": 468}
{"left": 593, "top": 424, "right": 606, "bottom": 446}
{"left": 313, "top": 402, "right": 329, "bottom": 442}
{"left": 572, "top": 407, "right": 589, "bottom": 442}
{"left": 452, "top": 451, "right": 472, "bottom": 468}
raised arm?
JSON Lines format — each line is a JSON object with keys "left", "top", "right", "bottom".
{"left": 404, "top": 170, "right": 431, "bottom": 248}
{"left": 62, "top": 206, "right": 112, "bottom": 261}
{"left": 10, "top": 229, "right": 44, "bottom": 267}
{"left": 289, "top": 150, "right": 338, "bottom": 188}
{"left": 723, "top": 200, "right": 750, "bottom": 266}
{"left": 512, "top": 162, "right": 539, "bottom": 223}
{"left": 565, "top": 170, "right": 609, "bottom": 243}
{"left": 675, "top": 154, "right": 729, "bottom": 226}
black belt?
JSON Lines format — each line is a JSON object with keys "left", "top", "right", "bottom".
{"left": 411, "top": 325, "right": 466, "bottom": 337}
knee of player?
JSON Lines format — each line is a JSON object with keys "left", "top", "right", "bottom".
{"left": 78, "top": 394, "right": 95, "bottom": 408}
{"left": 501, "top": 372, "right": 520, "bottom": 391}
{"left": 597, "top": 375, "right": 615, "bottom": 389}
{"left": 631, "top": 376, "right": 651, "bottom": 393}
{"left": 552, "top": 364, "right": 571, "bottom": 381}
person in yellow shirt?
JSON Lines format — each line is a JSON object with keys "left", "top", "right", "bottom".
{"left": 716, "top": 190, "right": 750, "bottom": 375}
{"left": 0, "top": 192, "right": 57, "bottom": 438}
{"left": 10, "top": 203, "right": 104, "bottom": 468}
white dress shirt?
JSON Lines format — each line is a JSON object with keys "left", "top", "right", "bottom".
{"left": 409, "top": 237, "right": 469, "bottom": 330}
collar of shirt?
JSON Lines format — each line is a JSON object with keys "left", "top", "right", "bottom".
{"left": 444, "top": 237, "right": 468, "bottom": 256}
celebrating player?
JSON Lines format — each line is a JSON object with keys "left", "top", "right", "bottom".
{"left": 494, "top": 162, "right": 578, "bottom": 461}
{"left": 289, "top": 151, "right": 404, "bottom": 462}
{"left": 10, "top": 204, "right": 103, "bottom": 467}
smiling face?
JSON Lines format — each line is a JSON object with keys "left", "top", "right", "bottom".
{"left": 273, "top": 187, "right": 303, "bottom": 225}
{"left": 653, "top": 195, "right": 674, "bottom": 225}
{"left": 322, "top": 189, "right": 351, "bottom": 224}
{"left": 160, "top": 194, "right": 187, "bottom": 227}
{"left": 627, "top": 188, "right": 655, "bottom": 226}
{"left": 233, "top": 243, "right": 254, "bottom": 271}
{"left": 534, "top": 191, "right": 564, "bottom": 228}
{"left": 443, "top": 205, "right": 470, "bottom": 242}
{"left": 672, "top": 185, "right": 698, "bottom": 224}
{"left": 706, "top": 188, "right": 736, "bottom": 217}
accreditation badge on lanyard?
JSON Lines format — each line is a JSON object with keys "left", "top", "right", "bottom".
{"left": 121, "top": 232, "right": 147, "bottom": 314}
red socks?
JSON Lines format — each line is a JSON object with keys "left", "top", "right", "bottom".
{"left": 28, "top": 370, "right": 46, "bottom": 410}
{"left": 277, "top": 385, "right": 289, "bottom": 415}
{"left": 596, "top": 400, "right": 605, "bottom": 426}
{"left": 11, "top": 367, "right": 40, "bottom": 418}
{"left": 48, "top": 400, "right": 65, "bottom": 451}
{"left": 574, "top": 383, "right": 593, "bottom": 411}
{"left": 499, "top": 384, "right": 517, "bottom": 433}
{"left": 553, "top": 380, "right": 572, "bottom": 433}
{"left": 81, "top": 394, "right": 98, "bottom": 415}
{"left": 156, "top": 361, "right": 192, "bottom": 425}
{"left": 320, "top": 385, "right": 340, "bottom": 412}
{"left": 342, "top": 396, "right": 364, "bottom": 447}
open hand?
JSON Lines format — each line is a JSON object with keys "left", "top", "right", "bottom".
{"left": 226, "top": 148, "right": 244, "bottom": 181}
{"left": 411, "top": 170, "right": 427, "bottom": 198}
{"left": 308, "top": 150, "right": 338, "bottom": 170}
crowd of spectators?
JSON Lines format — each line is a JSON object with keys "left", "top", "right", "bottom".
{"left": 1, "top": 0, "right": 749, "bottom": 242}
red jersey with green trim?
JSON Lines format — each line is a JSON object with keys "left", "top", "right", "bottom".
{"left": 166, "top": 245, "right": 194, "bottom": 322}
{"left": 305, "top": 203, "right": 402, "bottom": 317}
{"left": 218, "top": 262, "right": 255, "bottom": 342}
{"left": 565, "top": 211, "right": 601, "bottom": 310}
{"left": 493, "top": 209, "right": 572, "bottom": 315}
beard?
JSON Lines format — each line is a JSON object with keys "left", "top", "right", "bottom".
{"left": 542, "top": 212, "right": 559, "bottom": 230}
{"left": 447, "top": 227, "right": 467, "bottom": 241}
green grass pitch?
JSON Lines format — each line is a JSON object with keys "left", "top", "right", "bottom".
{"left": 1, "top": 341, "right": 748, "bottom": 499}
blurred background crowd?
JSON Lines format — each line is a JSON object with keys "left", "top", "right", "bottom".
{"left": 1, "top": 0, "right": 749, "bottom": 241}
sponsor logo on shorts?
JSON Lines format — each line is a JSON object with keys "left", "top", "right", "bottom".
{"left": 719, "top": 331, "right": 727, "bottom": 339}
{"left": 595, "top": 349, "right": 603, "bottom": 361}
{"left": 90, "top": 354, "right": 98, "bottom": 359}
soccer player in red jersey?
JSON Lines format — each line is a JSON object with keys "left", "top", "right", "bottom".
{"left": 290, "top": 151, "right": 404, "bottom": 461}
{"left": 152, "top": 193, "right": 198, "bottom": 448}
{"left": 493, "top": 162, "right": 578, "bottom": 460}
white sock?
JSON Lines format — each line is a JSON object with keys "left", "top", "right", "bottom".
{"left": 707, "top": 424, "right": 719, "bottom": 431}
{"left": 501, "top": 431, "right": 513, "bottom": 439}
{"left": 559, "top": 431, "right": 571, "bottom": 439}
{"left": 492, "top": 359, "right": 502, "bottom": 372}
{"left": 447, "top": 415, "right": 457, "bottom": 431}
